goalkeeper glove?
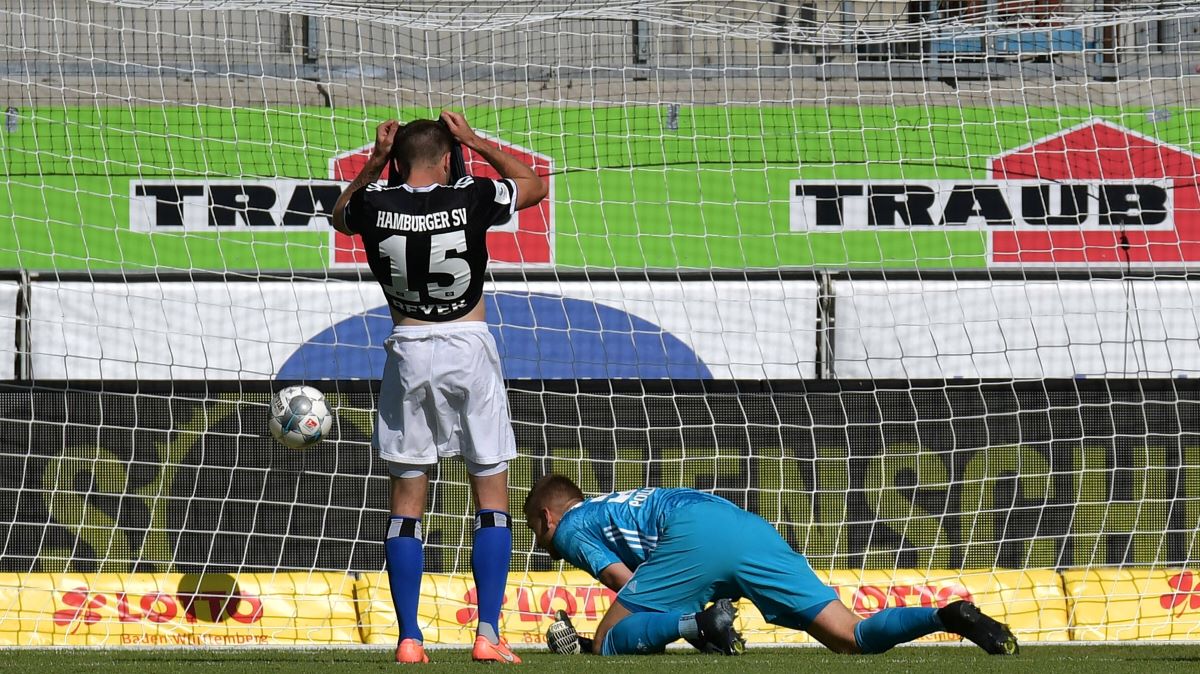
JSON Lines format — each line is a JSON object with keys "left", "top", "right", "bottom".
{"left": 546, "top": 610, "right": 594, "bottom": 654}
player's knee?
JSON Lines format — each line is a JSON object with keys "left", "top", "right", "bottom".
{"left": 592, "top": 613, "right": 628, "bottom": 656}
{"left": 592, "top": 626, "right": 611, "bottom": 655}
{"left": 829, "top": 635, "right": 862, "bottom": 655}
{"left": 467, "top": 461, "right": 510, "bottom": 511}
{"left": 811, "top": 628, "right": 861, "bottom": 655}
{"left": 388, "top": 463, "right": 430, "bottom": 517}
{"left": 804, "top": 603, "right": 864, "bottom": 655}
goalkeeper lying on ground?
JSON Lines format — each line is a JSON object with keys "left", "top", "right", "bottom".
{"left": 523, "top": 474, "right": 1019, "bottom": 657}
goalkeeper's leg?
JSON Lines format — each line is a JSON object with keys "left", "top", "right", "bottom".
{"left": 592, "top": 599, "right": 742, "bottom": 656}
{"left": 803, "top": 600, "right": 941, "bottom": 654}
{"left": 732, "top": 510, "right": 1014, "bottom": 655}
{"left": 601, "top": 611, "right": 685, "bottom": 655}
{"left": 803, "top": 599, "right": 1018, "bottom": 656}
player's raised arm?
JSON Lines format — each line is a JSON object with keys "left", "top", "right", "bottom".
{"left": 440, "top": 110, "right": 548, "bottom": 210}
{"left": 332, "top": 119, "right": 400, "bottom": 235}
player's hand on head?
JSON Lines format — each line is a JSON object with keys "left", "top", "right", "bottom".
{"left": 372, "top": 119, "right": 401, "bottom": 160}
{"left": 440, "top": 110, "right": 479, "bottom": 146}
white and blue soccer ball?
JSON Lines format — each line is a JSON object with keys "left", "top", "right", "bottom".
{"left": 268, "top": 385, "right": 333, "bottom": 449}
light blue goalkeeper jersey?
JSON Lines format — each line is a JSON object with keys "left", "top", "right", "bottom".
{"left": 551, "top": 487, "right": 733, "bottom": 578}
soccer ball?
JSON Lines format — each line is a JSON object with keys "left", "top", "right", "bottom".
{"left": 268, "top": 385, "right": 333, "bottom": 449}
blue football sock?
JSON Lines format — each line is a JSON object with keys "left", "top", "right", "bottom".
{"left": 601, "top": 611, "right": 687, "bottom": 655}
{"left": 385, "top": 516, "right": 424, "bottom": 643}
{"left": 472, "top": 509, "right": 512, "bottom": 644}
{"left": 853, "top": 607, "right": 943, "bottom": 654}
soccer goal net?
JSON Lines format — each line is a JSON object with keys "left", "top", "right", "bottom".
{"left": 1, "top": 0, "right": 1199, "bottom": 647}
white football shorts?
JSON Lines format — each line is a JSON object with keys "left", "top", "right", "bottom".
{"left": 373, "top": 321, "right": 517, "bottom": 467}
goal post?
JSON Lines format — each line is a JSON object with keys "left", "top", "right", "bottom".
{"left": 1, "top": 0, "right": 1200, "bottom": 647}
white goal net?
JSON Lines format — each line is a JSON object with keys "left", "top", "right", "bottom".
{"left": 1, "top": 0, "right": 1199, "bottom": 647}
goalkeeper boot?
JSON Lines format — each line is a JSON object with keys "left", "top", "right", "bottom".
{"left": 472, "top": 635, "right": 522, "bottom": 664}
{"left": 684, "top": 636, "right": 731, "bottom": 655}
{"left": 395, "top": 638, "right": 429, "bottom": 664}
{"left": 937, "top": 601, "right": 1019, "bottom": 656}
{"left": 693, "top": 599, "right": 746, "bottom": 656}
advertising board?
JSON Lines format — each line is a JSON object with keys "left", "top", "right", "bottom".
{"left": 4, "top": 107, "right": 1197, "bottom": 271}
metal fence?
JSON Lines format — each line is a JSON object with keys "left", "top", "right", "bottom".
{"left": 1, "top": 1, "right": 1197, "bottom": 78}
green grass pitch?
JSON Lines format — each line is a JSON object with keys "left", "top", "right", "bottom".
{"left": 2, "top": 646, "right": 1198, "bottom": 673}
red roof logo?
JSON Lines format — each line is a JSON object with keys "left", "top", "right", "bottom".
{"left": 990, "top": 119, "right": 1200, "bottom": 266}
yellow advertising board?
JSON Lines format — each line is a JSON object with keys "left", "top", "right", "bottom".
{"left": 821, "top": 569, "right": 1069, "bottom": 643}
{"left": 356, "top": 568, "right": 1070, "bottom": 647}
{"left": 0, "top": 573, "right": 360, "bottom": 646}
{"left": 354, "top": 570, "right": 618, "bottom": 648}
{"left": 8, "top": 568, "right": 1180, "bottom": 647}
{"left": 1062, "top": 569, "right": 1200, "bottom": 641}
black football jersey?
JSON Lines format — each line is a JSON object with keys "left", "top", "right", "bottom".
{"left": 343, "top": 176, "right": 517, "bottom": 321}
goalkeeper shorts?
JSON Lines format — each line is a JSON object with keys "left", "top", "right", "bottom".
{"left": 373, "top": 321, "right": 517, "bottom": 467}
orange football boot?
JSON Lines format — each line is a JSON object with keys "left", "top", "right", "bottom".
{"left": 395, "top": 638, "right": 429, "bottom": 664}
{"left": 471, "top": 635, "right": 521, "bottom": 664}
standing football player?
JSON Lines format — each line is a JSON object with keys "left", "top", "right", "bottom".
{"left": 525, "top": 475, "right": 1019, "bottom": 658}
{"left": 334, "top": 111, "right": 547, "bottom": 664}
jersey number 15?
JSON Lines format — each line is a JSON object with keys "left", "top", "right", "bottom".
{"left": 378, "top": 231, "right": 470, "bottom": 303}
